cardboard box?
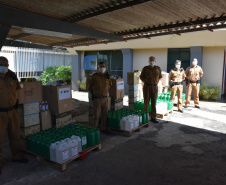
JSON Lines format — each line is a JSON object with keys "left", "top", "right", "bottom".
{"left": 138, "top": 84, "right": 143, "bottom": 100}
{"left": 18, "top": 81, "right": 43, "bottom": 104}
{"left": 158, "top": 82, "right": 163, "bottom": 94}
{"left": 128, "top": 90, "right": 139, "bottom": 97}
{"left": 21, "top": 101, "right": 40, "bottom": 116}
{"left": 20, "top": 111, "right": 40, "bottom": 128}
{"left": 43, "top": 85, "right": 73, "bottom": 114}
{"left": 109, "top": 79, "right": 124, "bottom": 100}
{"left": 40, "top": 110, "right": 52, "bottom": 130}
{"left": 161, "top": 73, "right": 169, "bottom": 87}
{"left": 111, "top": 99, "right": 123, "bottom": 110}
{"left": 20, "top": 124, "right": 40, "bottom": 138}
{"left": 128, "top": 84, "right": 139, "bottom": 91}
{"left": 127, "top": 72, "right": 141, "bottom": 84}
{"left": 52, "top": 112, "right": 72, "bottom": 129}
{"left": 129, "top": 96, "right": 139, "bottom": 104}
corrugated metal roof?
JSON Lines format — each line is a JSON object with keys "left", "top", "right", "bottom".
{"left": 0, "top": 0, "right": 226, "bottom": 48}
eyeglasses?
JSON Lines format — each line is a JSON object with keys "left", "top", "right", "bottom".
{"left": 0, "top": 64, "right": 9, "bottom": 67}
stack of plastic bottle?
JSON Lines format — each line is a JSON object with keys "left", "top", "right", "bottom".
{"left": 26, "top": 124, "right": 100, "bottom": 163}
{"left": 134, "top": 92, "right": 186, "bottom": 112}
{"left": 107, "top": 109, "right": 149, "bottom": 131}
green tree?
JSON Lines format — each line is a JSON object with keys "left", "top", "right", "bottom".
{"left": 37, "top": 65, "right": 71, "bottom": 85}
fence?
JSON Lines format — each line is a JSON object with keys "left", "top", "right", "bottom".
{"left": 0, "top": 47, "right": 72, "bottom": 81}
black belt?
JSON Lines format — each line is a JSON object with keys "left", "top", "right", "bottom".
{"left": 174, "top": 82, "right": 182, "bottom": 85}
{"left": 93, "top": 96, "right": 107, "bottom": 99}
{"left": 146, "top": 84, "right": 157, "bottom": 86}
{"left": 0, "top": 105, "right": 16, "bottom": 112}
{"left": 189, "top": 80, "right": 200, "bottom": 83}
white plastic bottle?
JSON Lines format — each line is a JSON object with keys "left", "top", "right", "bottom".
{"left": 71, "top": 135, "right": 82, "bottom": 153}
{"left": 65, "top": 138, "right": 78, "bottom": 159}
{"left": 120, "top": 118, "right": 125, "bottom": 130}
{"left": 124, "top": 117, "right": 129, "bottom": 131}
{"left": 49, "top": 143, "right": 57, "bottom": 162}
{"left": 133, "top": 115, "right": 139, "bottom": 128}
{"left": 126, "top": 117, "right": 134, "bottom": 131}
{"left": 55, "top": 142, "right": 70, "bottom": 164}
{"left": 49, "top": 141, "right": 61, "bottom": 162}
{"left": 64, "top": 138, "right": 73, "bottom": 159}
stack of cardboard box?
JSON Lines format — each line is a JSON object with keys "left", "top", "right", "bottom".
{"left": 19, "top": 81, "right": 43, "bottom": 138}
{"left": 160, "top": 72, "right": 169, "bottom": 94}
{"left": 109, "top": 78, "right": 124, "bottom": 110}
{"left": 43, "top": 85, "right": 73, "bottom": 129}
{"left": 127, "top": 72, "right": 143, "bottom": 109}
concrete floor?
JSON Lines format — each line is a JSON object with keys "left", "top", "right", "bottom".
{"left": 1, "top": 92, "right": 226, "bottom": 185}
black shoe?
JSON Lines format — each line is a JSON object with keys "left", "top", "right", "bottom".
{"left": 184, "top": 105, "right": 188, "bottom": 108}
{"left": 151, "top": 119, "right": 159, "bottom": 123}
{"left": 12, "top": 158, "right": 29, "bottom": 163}
{"left": 178, "top": 110, "right": 183, "bottom": 113}
{"left": 195, "top": 106, "right": 200, "bottom": 109}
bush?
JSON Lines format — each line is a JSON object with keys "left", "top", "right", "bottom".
{"left": 77, "top": 80, "right": 86, "bottom": 91}
{"left": 37, "top": 65, "right": 71, "bottom": 85}
{"left": 199, "top": 82, "right": 221, "bottom": 100}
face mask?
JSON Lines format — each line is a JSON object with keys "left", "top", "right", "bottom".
{"left": 149, "top": 61, "right": 155, "bottom": 66}
{"left": 192, "top": 61, "right": 197, "bottom": 66}
{"left": 176, "top": 65, "right": 180, "bottom": 69}
{"left": 99, "top": 67, "right": 106, "bottom": 73}
{"left": 0, "top": 66, "right": 8, "bottom": 74}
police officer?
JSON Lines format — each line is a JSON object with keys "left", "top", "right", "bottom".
{"left": 169, "top": 60, "right": 186, "bottom": 113}
{"left": 140, "top": 56, "right": 162, "bottom": 123}
{"left": 88, "top": 62, "right": 112, "bottom": 131}
{"left": 0, "top": 56, "right": 28, "bottom": 174}
{"left": 184, "top": 58, "right": 203, "bottom": 108}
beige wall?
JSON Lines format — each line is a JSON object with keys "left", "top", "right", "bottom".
{"left": 133, "top": 48, "right": 168, "bottom": 72}
{"left": 202, "top": 47, "right": 224, "bottom": 88}
{"left": 133, "top": 47, "right": 225, "bottom": 90}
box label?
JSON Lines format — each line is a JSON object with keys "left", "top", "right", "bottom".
{"left": 59, "top": 87, "right": 71, "bottom": 100}
{"left": 72, "top": 146, "right": 78, "bottom": 157}
{"left": 117, "top": 81, "right": 124, "bottom": 90}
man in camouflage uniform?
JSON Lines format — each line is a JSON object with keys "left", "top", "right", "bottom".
{"left": 185, "top": 58, "right": 203, "bottom": 108}
{"left": 89, "top": 62, "right": 112, "bottom": 131}
{"left": 169, "top": 60, "right": 186, "bottom": 113}
{"left": 0, "top": 57, "right": 28, "bottom": 174}
{"left": 140, "top": 56, "right": 162, "bottom": 123}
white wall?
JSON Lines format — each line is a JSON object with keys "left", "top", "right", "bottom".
{"left": 202, "top": 47, "right": 224, "bottom": 88}
{"left": 133, "top": 48, "right": 168, "bottom": 72}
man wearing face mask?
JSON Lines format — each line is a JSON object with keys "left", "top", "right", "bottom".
{"left": 140, "top": 56, "right": 162, "bottom": 123}
{"left": 0, "top": 56, "right": 28, "bottom": 174}
{"left": 169, "top": 60, "right": 186, "bottom": 113}
{"left": 184, "top": 58, "right": 203, "bottom": 108}
{"left": 88, "top": 62, "right": 112, "bottom": 131}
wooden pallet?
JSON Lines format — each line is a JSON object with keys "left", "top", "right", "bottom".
{"left": 156, "top": 112, "right": 169, "bottom": 119}
{"left": 157, "top": 108, "right": 174, "bottom": 119}
{"left": 168, "top": 109, "right": 173, "bottom": 114}
{"left": 108, "top": 122, "right": 149, "bottom": 137}
{"left": 24, "top": 144, "right": 101, "bottom": 171}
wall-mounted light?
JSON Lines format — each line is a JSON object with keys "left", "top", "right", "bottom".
{"left": 22, "top": 28, "right": 72, "bottom": 38}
